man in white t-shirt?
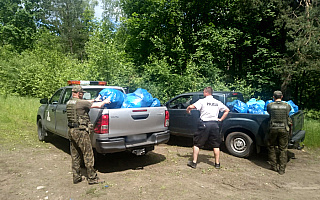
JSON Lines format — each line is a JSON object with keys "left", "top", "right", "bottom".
{"left": 186, "top": 87, "right": 230, "bottom": 169}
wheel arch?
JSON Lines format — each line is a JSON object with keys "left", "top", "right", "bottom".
{"left": 37, "top": 115, "right": 42, "bottom": 123}
{"left": 223, "top": 127, "right": 255, "bottom": 144}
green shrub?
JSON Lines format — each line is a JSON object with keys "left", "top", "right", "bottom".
{"left": 304, "top": 109, "right": 320, "bottom": 120}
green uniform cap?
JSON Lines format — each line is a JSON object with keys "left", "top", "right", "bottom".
{"left": 273, "top": 90, "right": 283, "bottom": 97}
{"left": 72, "top": 85, "right": 86, "bottom": 93}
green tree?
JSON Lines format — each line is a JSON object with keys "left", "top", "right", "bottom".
{"left": 0, "top": 30, "right": 88, "bottom": 97}
{"left": 40, "top": 0, "right": 98, "bottom": 60}
{"left": 278, "top": 0, "right": 320, "bottom": 108}
{"left": 0, "top": 0, "right": 41, "bottom": 52}
{"left": 85, "top": 20, "right": 137, "bottom": 90}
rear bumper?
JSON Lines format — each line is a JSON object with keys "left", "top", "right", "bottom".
{"left": 95, "top": 130, "right": 170, "bottom": 154}
{"left": 288, "top": 130, "right": 305, "bottom": 149}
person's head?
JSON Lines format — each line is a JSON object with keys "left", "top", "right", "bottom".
{"left": 203, "top": 87, "right": 213, "bottom": 96}
{"left": 273, "top": 90, "right": 283, "bottom": 100}
{"left": 72, "top": 85, "right": 86, "bottom": 99}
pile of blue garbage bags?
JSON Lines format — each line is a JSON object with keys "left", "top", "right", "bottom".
{"left": 226, "top": 98, "right": 299, "bottom": 115}
{"left": 96, "top": 88, "right": 161, "bottom": 109}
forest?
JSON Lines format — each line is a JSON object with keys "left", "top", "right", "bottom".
{"left": 0, "top": 0, "right": 319, "bottom": 115}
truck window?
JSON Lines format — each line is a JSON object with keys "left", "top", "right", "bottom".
{"left": 61, "top": 88, "right": 104, "bottom": 104}
{"left": 85, "top": 89, "right": 102, "bottom": 100}
{"left": 226, "top": 94, "right": 244, "bottom": 103}
{"left": 169, "top": 95, "right": 193, "bottom": 109}
{"left": 49, "top": 89, "right": 63, "bottom": 104}
{"left": 62, "top": 88, "right": 72, "bottom": 104}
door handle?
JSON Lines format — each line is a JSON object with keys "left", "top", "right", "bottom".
{"left": 63, "top": 109, "right": 67, "bottom": 113}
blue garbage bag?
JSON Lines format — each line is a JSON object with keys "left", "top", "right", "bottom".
{"left": 256, "top": 100, "right": 265, "bottom": 109}
{"left": 121, "top": 93, "right": 142, "bottom": 108}
{"left": 286, "top": 100, "right": 299, "bottom": 115}
{"left": 98, "top": 88, "right": 126, "bottom": 109}
{"left": 247, "top": 98, "right": 265, "bottom": 109}
{"left": 264, "top": 100, "right": 273, "bottom": 111}
{"left": 233, "top": 100, "right": 248, "bottom": 113}
{"left": 121, "top": 88, "right": 154, "bottom": 108}
{"left": 133, "top": 88, "right": 154, "bottom": 107}
{"left": 246, "top": 98, "right": 257, "bottom": 107}
{"left": 248, "top": 103, "right": 265, "bottom": 114}
{"left": 150, "top": 98, "right": 161, "bottom": 107}
{"left": 226, "top": 100, "right": 237, "bottom": 110}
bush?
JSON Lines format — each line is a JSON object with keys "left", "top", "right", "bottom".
{"left": 304, "top": 109, "right": 320, "bottom": 120}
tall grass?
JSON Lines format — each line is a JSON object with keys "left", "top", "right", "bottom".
{"left": 0, "top": 95, "right": 41, "bottom": 147}
{"left": 303, "top": 119, "right": 320, "bottom": 148}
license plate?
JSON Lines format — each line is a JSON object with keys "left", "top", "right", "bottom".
{"left": 126, "top": 134, "right": 147, "bottom": 142}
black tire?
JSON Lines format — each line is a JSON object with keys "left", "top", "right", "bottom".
{"left": 37, "top": 119, "right": 47, "bottom": 141}
{"left": 93, "top": 148, "right": 104, "bottom": 164}
{"left": 225, "top": 132, "right": 253, "bottom": 158}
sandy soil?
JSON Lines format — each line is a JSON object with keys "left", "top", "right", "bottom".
{"left": 1, "top": 135, "right": 319, "bottom": 200}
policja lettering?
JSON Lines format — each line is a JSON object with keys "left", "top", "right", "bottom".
{"left": 207, "top": 102, "right": 218, "bottom": 106}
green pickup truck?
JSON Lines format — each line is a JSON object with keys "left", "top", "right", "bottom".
{"left": 165, "top": 91, "right": 305, "bottom": 158}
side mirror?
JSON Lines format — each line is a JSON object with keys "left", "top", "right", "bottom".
{"left": 40, "top": 98, "right": 48, "bottom": 104}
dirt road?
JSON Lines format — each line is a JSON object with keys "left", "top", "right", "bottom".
{"left": 1, "top": 135, "right": 319, "bottom": 200}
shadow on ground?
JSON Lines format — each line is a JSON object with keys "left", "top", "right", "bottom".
{"left": 168, "top": 135, "right": 296, "bottom": 170}
{"left": 95, "top": 151, "right": 166, "bottom": 173}
{"left": 45, "top": 133, "right": 166, "bottom": 173}
{"left": 167, "top": 135, "right": 193, "bottom": 147}
{"left": 45, "top": 133, "right": 70, "bottom": 154}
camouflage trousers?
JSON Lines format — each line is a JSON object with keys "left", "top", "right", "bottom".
{"left": 267, "top": 128, "right": 289, "bottom": 173}
{"left": 69, "top": 128, "right": 97, "bottom": 182}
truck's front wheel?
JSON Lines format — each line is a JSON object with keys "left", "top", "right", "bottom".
{"left": 37, "top": 119, "right": 47, "bottom": 141}
{"left": 225, "top": 132, "right": 253, "bottom": 158}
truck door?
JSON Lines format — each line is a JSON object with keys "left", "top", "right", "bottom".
{"left": 55, "top": 88, "right": 72, "bottom": 138}
{"left": 166, "top": 95, "right": 200, "bottom": 137}
{"left": 44, "top": 89, "right": 63, "bottom": 133}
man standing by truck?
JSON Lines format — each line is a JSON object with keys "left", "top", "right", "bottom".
{"left": 186, "top": 87, "right": 230, "bottom": 169}
{"left": 66, "top": 85, "right": 109, "bottom": 184}
{"left": 267, "top": 91, "right": 292, "bottom": 175}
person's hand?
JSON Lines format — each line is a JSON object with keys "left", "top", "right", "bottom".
{"left": 103, "top": 99, "right": 111, "bottom": 104}
{"left": 94, "top": 95, "right": 102, "bottom": 102}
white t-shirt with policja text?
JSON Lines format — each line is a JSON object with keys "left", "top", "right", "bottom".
{"left": 193, "top": 95, "right": 228, "bottom": 121}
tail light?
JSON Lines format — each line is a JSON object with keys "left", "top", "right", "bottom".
{"left": 164, "top": 110, "right": 169, "bottom": 127}
{"left": 94, "top": 114, "right": 109, "bottom": 134}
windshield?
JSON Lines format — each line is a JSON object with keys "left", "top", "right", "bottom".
{"left": 61, "top": 88, "right": 125, "bottom": 104}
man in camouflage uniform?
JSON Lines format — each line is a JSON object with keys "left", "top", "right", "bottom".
{"left": 67, "top": 85, "right": 109, "bottom": 184}
{"left": 267, "top": 91, "right": 292, "bottom": 175}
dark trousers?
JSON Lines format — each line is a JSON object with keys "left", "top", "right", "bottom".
{"left": 267, "top": 129, "right": 289, "bottom": 172}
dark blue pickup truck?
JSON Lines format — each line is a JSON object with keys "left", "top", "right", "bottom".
{"left": 165, "top": 91, "right": 305, "bottom": 158}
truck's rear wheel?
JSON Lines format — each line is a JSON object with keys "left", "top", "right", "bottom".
{"left": 37, "top": 119, "right": 47, "bottom": 141}
{"left": 225, "top": 132, "right": 253, "bottom": 158}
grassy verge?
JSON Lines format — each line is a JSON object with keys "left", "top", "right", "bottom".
{"left": 303, "top": 118, "right": 320, "bottom": 148}
{"left": 0, "top": 95, "right": 43, "bottom": 149}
